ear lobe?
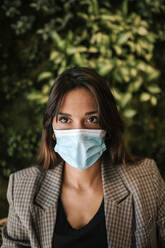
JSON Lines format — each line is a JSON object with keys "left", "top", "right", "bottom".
{"left": 52, "top": 133, "right": 56, "bottom": 140}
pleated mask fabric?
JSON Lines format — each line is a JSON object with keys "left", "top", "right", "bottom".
{"left": 53, "top": 129, "right": 107, "bottom": 170}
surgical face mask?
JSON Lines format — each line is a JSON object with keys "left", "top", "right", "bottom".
{"left": 53, "top": 129, "right": 107, "bottom": 170}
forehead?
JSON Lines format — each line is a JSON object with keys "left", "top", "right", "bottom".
{"left": 58, "top": 87, "right": 98, "bottom": 112}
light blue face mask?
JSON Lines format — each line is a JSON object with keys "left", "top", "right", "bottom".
{"left": 53, "top": 129, "right": 107, "bottom": 170}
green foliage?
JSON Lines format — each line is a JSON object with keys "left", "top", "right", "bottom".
{"left": 136, "top": 0, "right": 165, "bottom": 41}
{"left": 31, "top": 1, "right": 161, "bottom": 117}
{"left": 0, "top": 0, "right": 165, "bottom": 187}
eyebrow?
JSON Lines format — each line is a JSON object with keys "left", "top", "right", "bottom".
{"left": 57, "top": 111, "right": 98, "bottom": 116}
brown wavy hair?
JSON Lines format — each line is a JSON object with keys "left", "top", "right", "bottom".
{"left": 37, "top": 67, "right": 133, "bottom": 170}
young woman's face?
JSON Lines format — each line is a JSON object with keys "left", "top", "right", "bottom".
{"left": 52, "top": 87, "right": 101, "bottom": 130}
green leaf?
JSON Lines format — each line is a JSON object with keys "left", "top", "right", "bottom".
{"left": 38, "top": 72, "right": 53, "bottom": 82}
{"left": 135, "top": 43, "right": 142, "bottom": 55}
{"left": 42, "top": 85, "right": 50, "bottom": 94}
{"left": 111, "top": 88, "right": 122, "bottom": 101}
{"left": 134, "top": 15, "right": 141, "bottom": 25}
{"left": 137, "top": 27, "right": 148, "bottom": 36}
{"left": 66, "top": 46, "right": 77, "bottom": 55}
{"left": 117, "top": 32, "right": 130, "bottom": 45}
{"left": 101, "top": 14, "right": 116, "bottom": 22}
{"left": 147, "top": 84, "right": 161, "bottom": 94}
{"left": 52, "top": 53, "right": 64, "bottom": 64}
{"left": 137, "top": 62, "right": 147, "bottom": 72}
{"left": 147, "top": 70, "right": 160, "bottom": 81}
{"left": 145, "top": 53, "right": 153, "bottom": 61}
{"left": 27, "top": 91, "right": 48, "bottom": 104}
{"left": 50, "top": 51, "right": 60, "bottom": 60}
{"left": 150, "top": 96, "right": 157, "bottom": 106}
{"left": 114, "top": 70, "right": 123, "bottom": 83}
{"left": 119, "top": 66, "right": 130, "bottom": 82}
{"left": 130, "top": 68, "right": 137, "bottom": 77}
{"left": 77, "top": 13, "right": 89, "bottom": 20}
{"left": 88, "top": 47, "right": 98, "bottom": 53}
{"left": 98, "top": 63, "right": 114, "bottom": 76}
{"left": 128, "top": 78, "right": 143, "bottom": 92}
{"left": 73, "top": 52, "right": 83, "bottom": 65}
{"left": 123, "top": 109, "right": 136, "bottom": 118}
{"left": 77, "top": 46, "right": 88, "bottom": 53}
{"left": 120, "top": 92, "right": 132, "bottom": 107}
{"left": 114, "top": 45, "right": 122, "bottom": 55}
{"left": 50, "top": 31, "right": 65, "bottom": 51}
{"left": 127, "top": 41, "right": 135, "bottom": 52}
{"left": 140, "top": 92, "right": 151, "bottom": 101}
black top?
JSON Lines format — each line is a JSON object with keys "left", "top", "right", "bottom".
{"left": 52, "top": 197, "right": 108, "bottom": 248}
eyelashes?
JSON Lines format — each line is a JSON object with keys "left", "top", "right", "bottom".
{"left": 87, "top": 116, "right": 99, "bottom": 123}
{"left": 58, "top": 116, "right": 99, "bottom": 124}
{"left": 58, "top": 116, "right": 70, "bottom": 123}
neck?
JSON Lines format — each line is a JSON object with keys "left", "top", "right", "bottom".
{"left": 63, "top": 158, "right": 102, "bottom": 191}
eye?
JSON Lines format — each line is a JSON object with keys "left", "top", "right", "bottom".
{"left": 58, "top": 116, "right": 71, "bottom": 124}
{"left": 87, "top": 116, "right": 99, "bottom": 123}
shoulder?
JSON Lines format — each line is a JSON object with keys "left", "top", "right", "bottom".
{"left": 120, "top": 158, "right": 165, "bottom": 198}
{"left": 9, "top": 165, "right": 45, "bottom": 188}
{"left": 11, "top": 165, "right": 42, "bottom": 180}
{"left": 7, "top": 166, "right": 45, "bottom": 207}
{"left": 122, "top": 158, "right": 160, "bottom": 178}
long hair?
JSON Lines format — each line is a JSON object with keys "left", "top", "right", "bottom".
{"left": 37, "top": 67, "right": 133, "bottom": 170}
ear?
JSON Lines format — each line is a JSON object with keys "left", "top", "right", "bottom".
{"left": 52, "top": 133, "right": 56, "bottom": 140}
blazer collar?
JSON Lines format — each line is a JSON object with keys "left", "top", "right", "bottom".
{"left": 34, "top": 158, "right": 129, "bottom": 209}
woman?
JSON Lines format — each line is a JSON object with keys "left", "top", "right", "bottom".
{"left": 2, "top": 67, "right": 165, "bottom": 248}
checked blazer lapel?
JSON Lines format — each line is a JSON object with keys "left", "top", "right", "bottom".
{"left": 101, "top": 159, "right": 134, "bottom": 248}
{"left": 32, "top": 162, "right": 64, "bottom": 248}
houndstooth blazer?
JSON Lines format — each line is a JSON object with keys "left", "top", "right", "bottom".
{"left": 2, "top": 158, "right": 165, "bottom": 248}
